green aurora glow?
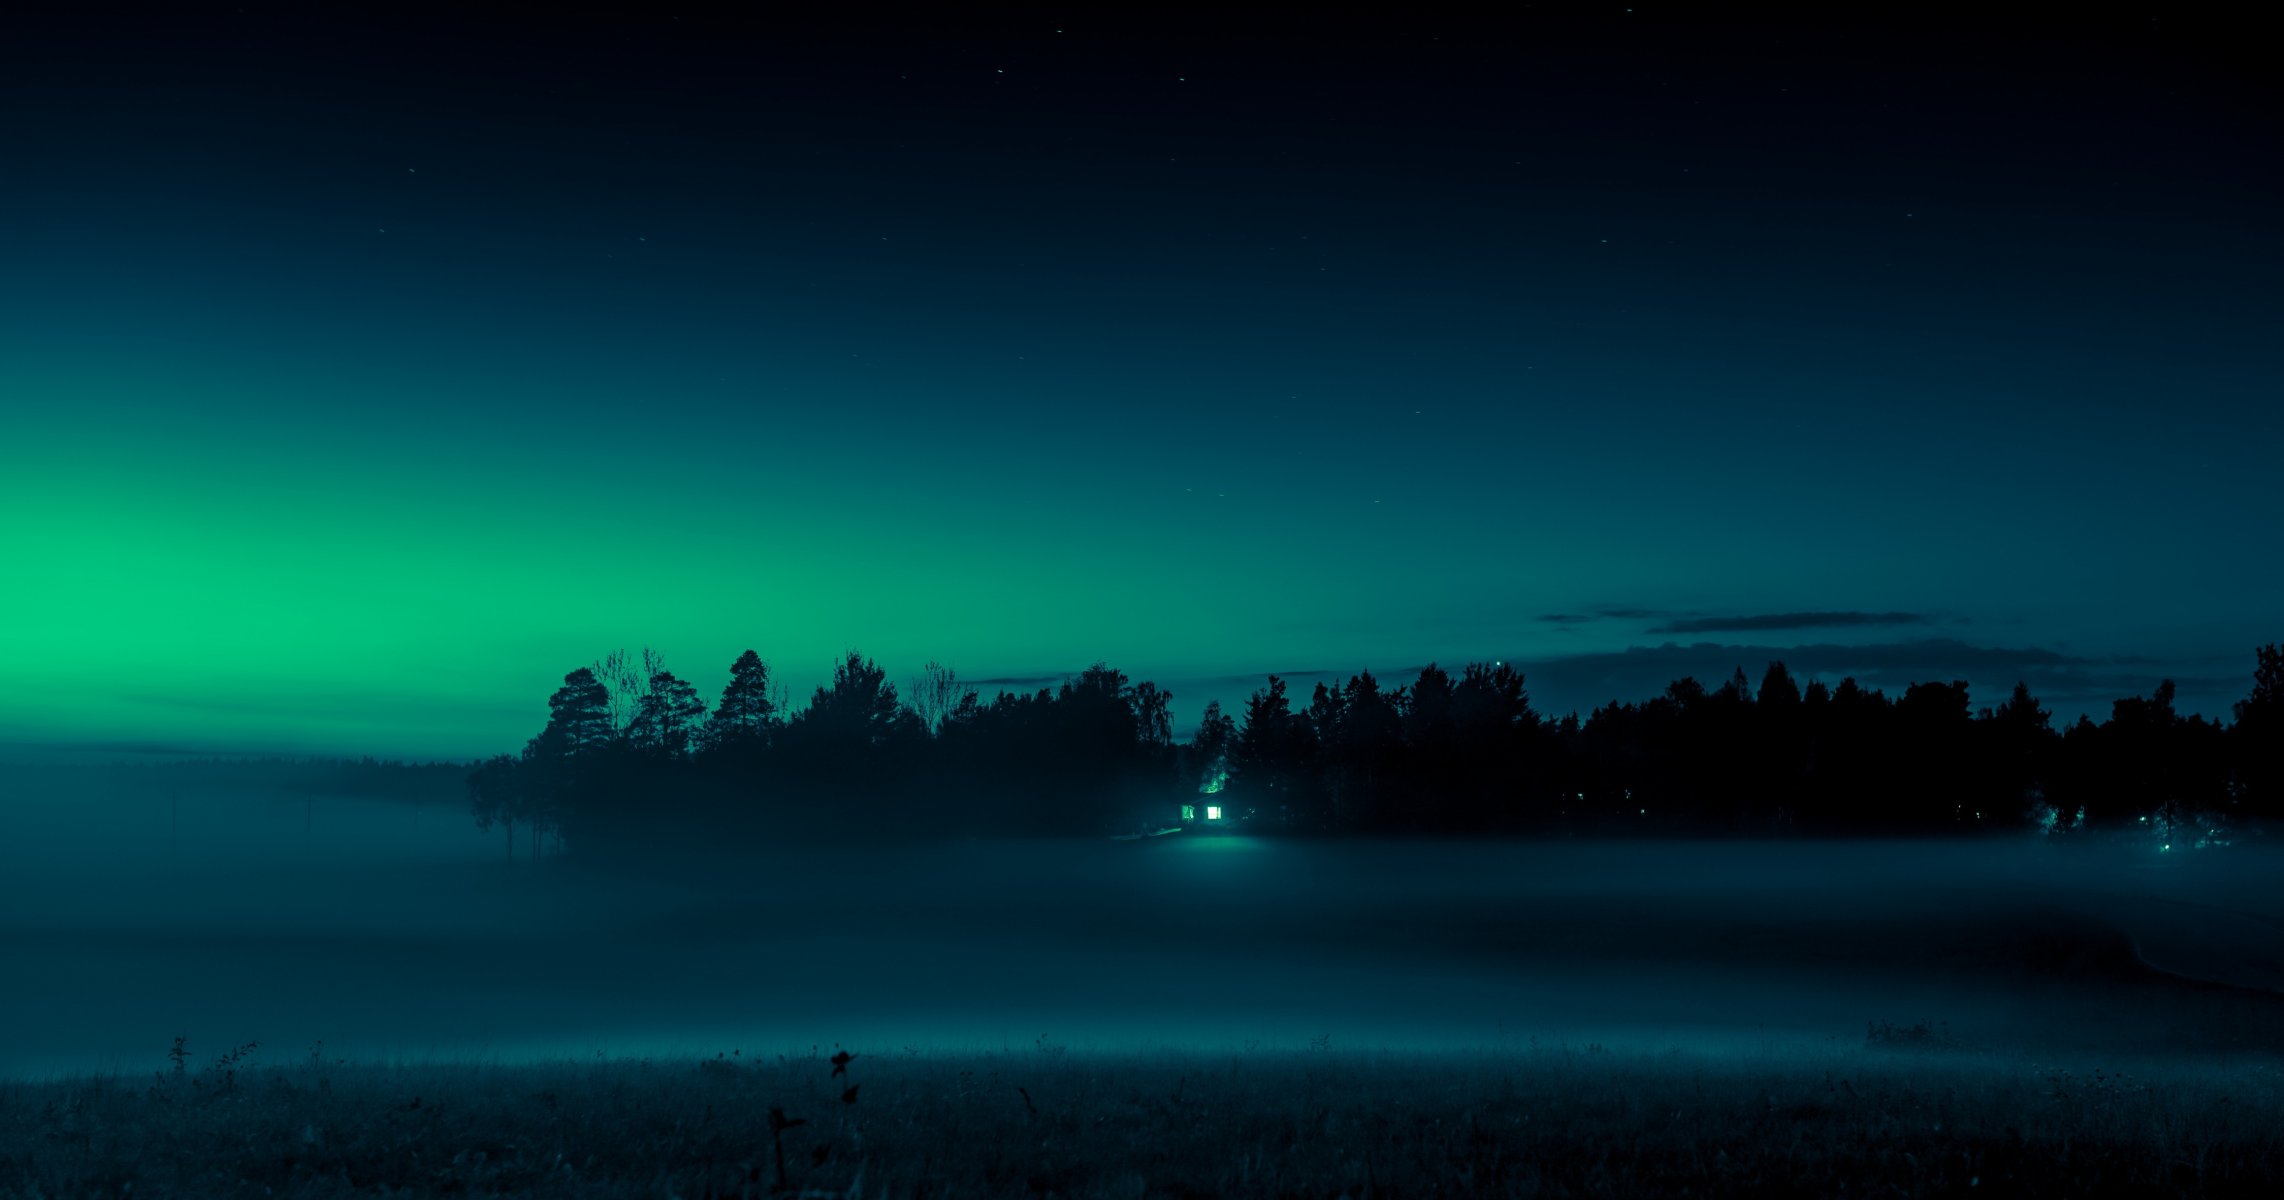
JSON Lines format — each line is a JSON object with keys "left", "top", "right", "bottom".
{"left": 2, "top": 9, "right": 2277, "bottom": 756}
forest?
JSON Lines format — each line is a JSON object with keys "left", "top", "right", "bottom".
{"left": 462, "top": 644, "right": 2284, "bottom": 857}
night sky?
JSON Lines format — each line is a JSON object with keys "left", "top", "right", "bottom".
{"left": 3, "top": 6, "right": 2276, "bottom": 758}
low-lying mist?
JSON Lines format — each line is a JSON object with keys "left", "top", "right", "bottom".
{"left": 4, "top": 768, "right": 2281, "bottom": 1080}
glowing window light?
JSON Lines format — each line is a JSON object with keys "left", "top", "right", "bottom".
{"left": 1205, "top": 806, "right": 1223, "bottom": 821}
{"left": 1181, "top": 804, "right": 1196, "bottom": 821}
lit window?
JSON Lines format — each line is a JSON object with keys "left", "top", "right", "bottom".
{"left": 1181, "top": 804, "right": 1196, "bottom": 821}
{"left": 1205, "top": 806, "right": 1223, "bottom": 821}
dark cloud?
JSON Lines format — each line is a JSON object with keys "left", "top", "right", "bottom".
{"left": 1651, "top": 611, "right": 1931, "bottom": 635}
{"left": 962, "top": 674, "right": 1070, "bottom": 689}
{"left": 1534, "top": 607, "right": 1679, "bottom": 627}
{"left": 1186, "top": 668, "right": 1379, "bottom": 687}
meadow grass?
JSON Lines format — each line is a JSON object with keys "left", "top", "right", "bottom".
{"left": 5, "top": 1039, "right": 2283, "bottom": 1198}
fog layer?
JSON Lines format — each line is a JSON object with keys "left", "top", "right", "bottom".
{"left": 4, "top": 775, "right": 2281, "bottom": 1078}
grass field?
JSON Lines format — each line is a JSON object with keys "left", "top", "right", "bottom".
{"left": 9, "top": 837, "right": 2283, "bottom": 1196}
{"left": 7, "top": 1038, "right": 2283, "bottom": 1198}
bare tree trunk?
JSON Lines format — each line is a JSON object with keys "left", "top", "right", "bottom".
{"left": 908, "top": 660, "right": 960, "bottom": 734}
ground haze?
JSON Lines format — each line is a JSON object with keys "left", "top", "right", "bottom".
{"left": 4, "top": 772, "right": 2280, "bottom": 1076}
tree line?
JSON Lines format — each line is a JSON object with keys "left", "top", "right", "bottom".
{"left": 466, "top": 644, "right": 2284, "bottom": 858}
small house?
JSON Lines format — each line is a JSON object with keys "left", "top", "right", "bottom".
{"left": 1177, "top": 800, "right": 1227, "bottom": 825}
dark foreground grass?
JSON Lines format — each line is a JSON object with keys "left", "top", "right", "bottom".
{"left": 6, "top": 1043, "right": 2283, "bottom": 1199}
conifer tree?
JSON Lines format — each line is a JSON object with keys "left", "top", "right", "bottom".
{"left": 706, "top": 649, "right": 778, "bottom": 752}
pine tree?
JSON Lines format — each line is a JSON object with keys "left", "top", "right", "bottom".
{"left": 2235, "top": 645, "right": 2283, "bottom": 817}
{"left": 543, "top": 668, "right": 613, "bottom": 756}
{"left": 1235, "top": 676, "right": 1299, "bottom": 802}
{"left": 705, "top": 650, "right": 778, "bottom": 752}
{"left": 1188, "top": 700, "right": 1236, "bottom": 791}
{"left": 1758, "top": 661, "right": 1802, "bottom": 711}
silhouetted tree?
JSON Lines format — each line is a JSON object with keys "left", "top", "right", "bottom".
{"left": 1130, "top": 681, "right": 1175, "bottom": 750}
{"left": 1803, "top": 677, "right": 1889, "bottom": 832}
{"left": 1327, "top": 671, "right": 1404, "bottom": 829}
{"left": 466, "top": 753, "right": 527, "bottom": 861}
{"left": 1405, "top": 664, "right": 1456, "bottom": 749}
{"left": 1445, "top": 662, "right": 1538, "bottom": 830}
{"left": 772, "top": 651, "right": 928, "bottom": 832}
{"left": 1751, "top": 662, "right": 1808, "bottom": 826}
{"left": 1061, "top": 663, "right": 1138, "bottom": 749}
{"left": 1984, "top": 681, "right": 2057, "bottom": 823}
{"left": 907, "top": 660, "right": 962, "bottom": 734}
{"left": 704, "top": 649, "right": 778, "bottom": 755}
{"left": 1893, "top": 680, "right": 1974, "bottom": 829}
{"left": 1234, "top": 676, "right": 1312, "bottom": 824}
{"left": 1665, "top": 676, "right": 1708, "bottom": 711}
{"left": 1186, "top": 700, "right": 1236, "bottom": 792}
{"left": 786, "top": 651, "right": 913, "bottom": 751}
{"left": 1759, "top": 662, "right": 1802, "bottom": 712}
{"left": 474, "top": 640, "right": 2283, "bottom": 855}
{"left": 627, "top": 668, "right": 707, "bottom": 760}
{"left": 2235, "top": 644, "right": 2284, "bottom": 819}
{"left": 542, "top": 668, "right": 613, "bottom": 757}
{"left": 592, "top": 648, "right": 663, "bottom": 739}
